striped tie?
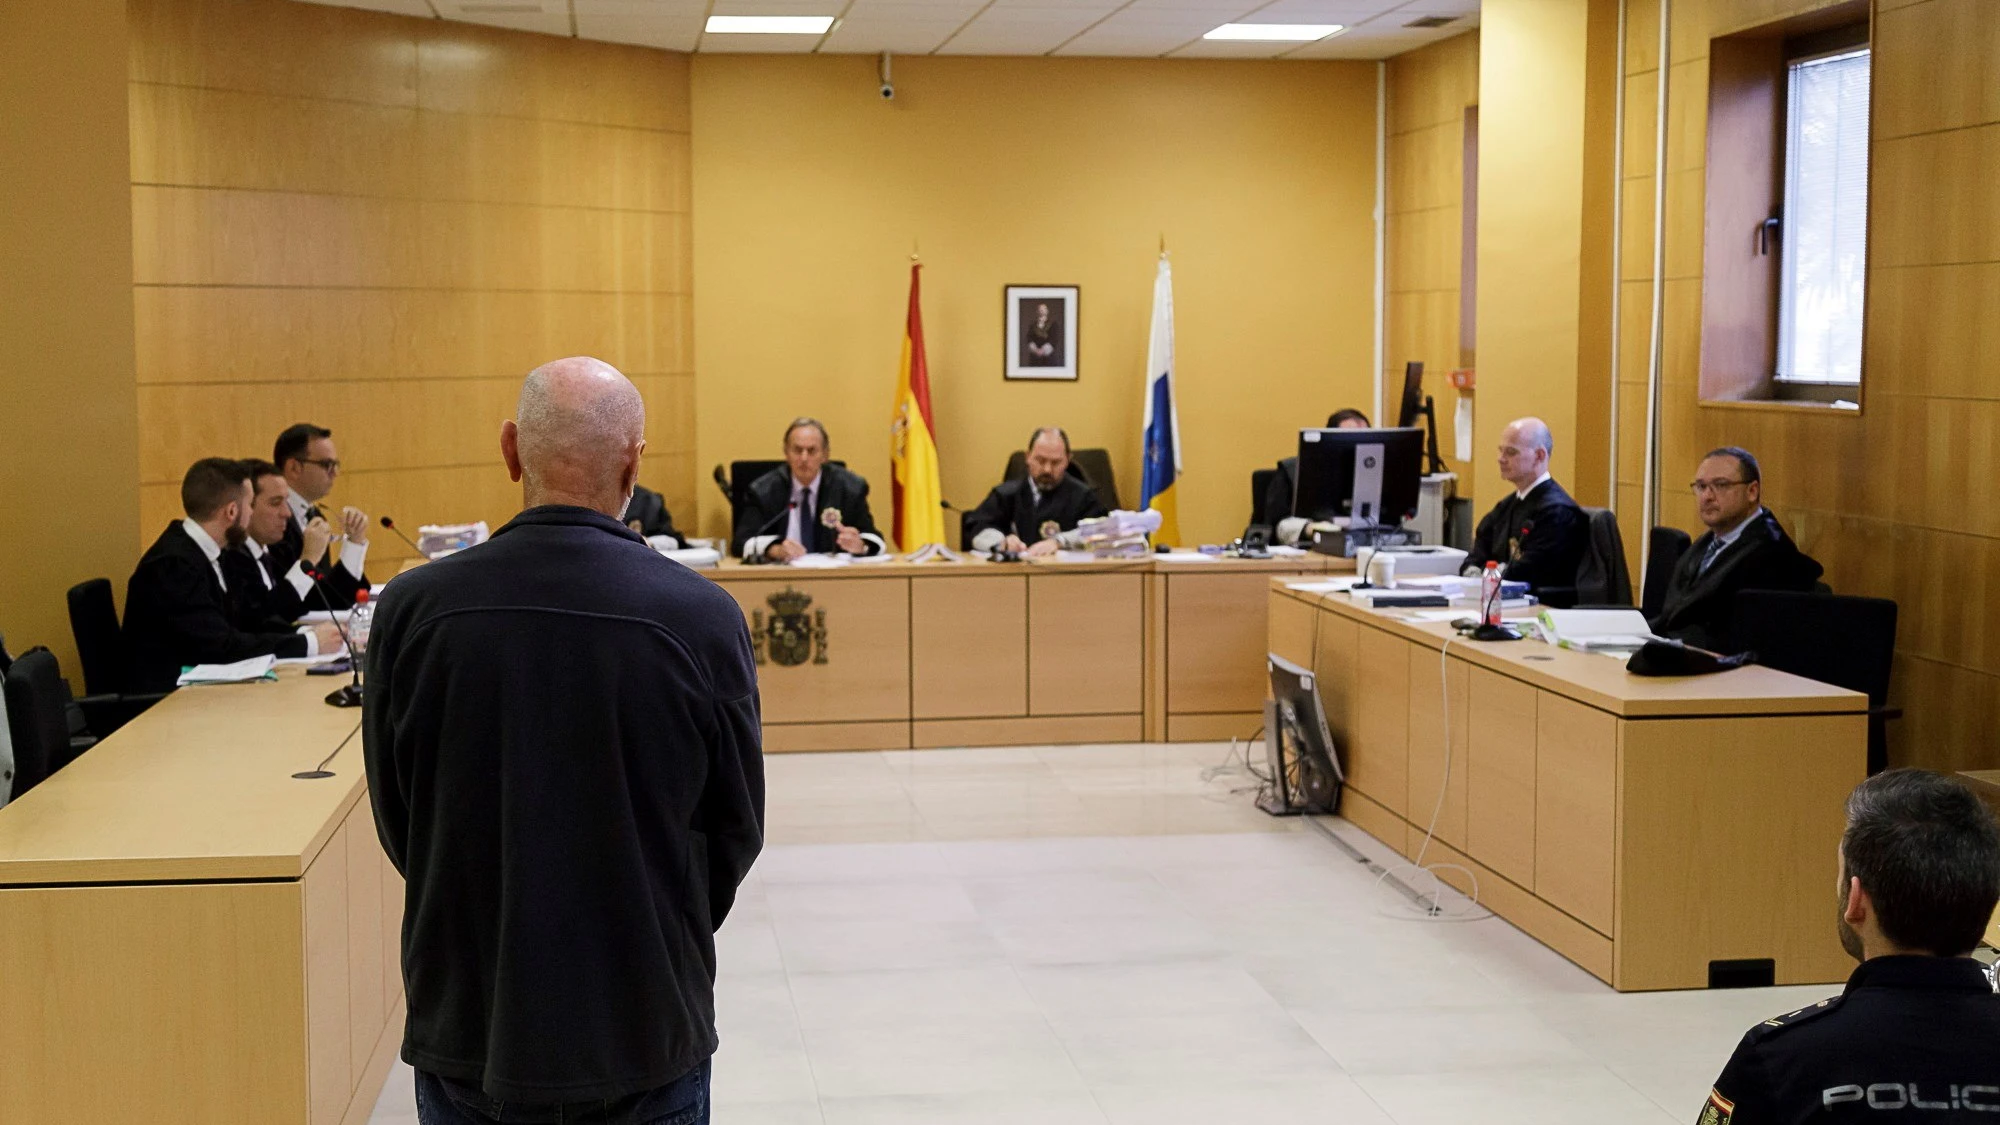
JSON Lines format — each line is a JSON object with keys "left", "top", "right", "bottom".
{"left": 1699, "top": 536, "right": 1726, "bottom": 574}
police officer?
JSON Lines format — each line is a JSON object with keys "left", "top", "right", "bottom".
{"left": 1699, "top": 769, "right": 2000, "bottom": 1123}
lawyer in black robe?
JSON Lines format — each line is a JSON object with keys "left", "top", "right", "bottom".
{"left": 731, "top": 464, "right": 887, "bottom": 558}
{"left": 123, "top": 522, "right": 307, "bottom": 692}
{"left": 1463, "top": 477, "right": 1589, "bottom": 591}
{"left": 1650, "top": 508, "right": 1823, "bottom": 653}
{"left": 964, "top": 472, "right": 1106, "bottom": 551}
{"left": 266, "top": 501, "right": 371, "bottom": 610}
{"left": 625, "top": 483, "right": 686, "bottom": 546}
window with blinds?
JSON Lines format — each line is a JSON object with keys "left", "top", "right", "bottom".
{"left": 1776, "top": 47, "right": 1870, "bottom": 385}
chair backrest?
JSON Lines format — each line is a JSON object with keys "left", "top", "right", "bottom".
{"left": 67, "top": 578, "right": 125, "bottom": 696}
{"left": 1001, "top": 448, "right": 1121, "bottom": 514}
{"left": 727, "top": 459, "right": 847, "bottom": 522}
{"left": 1250, "top": 468, "right": 1278, "bottom": 528}
{"left": 4, "top": 648, "right": 69, "bottom": 798}
{"left": 1732, "top": 590, "right": 1898, "bottom": 706}
{"left": 1574, "top": 508, "right": 1634, "bottom": 606}
{"left": 1642, "top": 526, "right": 1692, "bottom": 619}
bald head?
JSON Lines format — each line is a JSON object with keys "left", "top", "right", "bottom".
{"left": 502, "top": 356, "right": 647, "bottom": 517}
{"left": 1496, "top": 417, "right": 1554, "bottom": 491}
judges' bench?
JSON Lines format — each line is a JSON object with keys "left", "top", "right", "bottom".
{"left": 708, "top": 554, "right": 1341, "bottom": 751}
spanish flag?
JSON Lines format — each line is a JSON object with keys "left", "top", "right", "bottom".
{"left": 890, "top": 262, "right": 946, "bottom": 551}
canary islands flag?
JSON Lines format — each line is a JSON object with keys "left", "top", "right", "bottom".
{"left": 1139, "top": 253, "right": 1181, "bottom": 546}
{"left": 890, "top": 262, "right": 946, "bottom": 551}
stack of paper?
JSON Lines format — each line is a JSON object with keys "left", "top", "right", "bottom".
{"left": 657, "top": 545, "right": 721, "bottom": 569}
{"left": 177, "top": 655, "right": 278, "bottom": 686}
{"left": 1537, "top": 609, "right": 1658, "bottom": 652}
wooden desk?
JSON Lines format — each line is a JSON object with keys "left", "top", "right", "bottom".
{"left": 1956, "top": 770, "right": 2000, "bottom": 950}
{"left": 0, "top": 672, "right": 403, "bottom": 1125}
{"left": 1270, "top": 581, "right": 1869, "bottom": 991}
{"left": 708, "top": 554, "right": 1340, "bottom": 752}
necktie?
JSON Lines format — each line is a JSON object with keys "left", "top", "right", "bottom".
{"left": 1699, "top": 536, "right": 1726, "bottom": 574}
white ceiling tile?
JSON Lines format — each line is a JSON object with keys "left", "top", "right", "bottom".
{"left": 438, "top": 8, "right": 573, "bottom": 36}
{"left": 294, "top": 0, "right": 438, "bottom": 16}
{"left": 1168, "top": 38, "right": 1299, "bottom": 57}
{"left": 1284, "top": 26, "right": 1439, "bottom": 57}
{"left": 697, "top": 31, "right": 830, "bottom": 50}
{"left": 710, "top": 0, "right": 847, "bottom": 14}
{"left": 573, "top": 13, "right": 706, "bottom": 48}
{"left": 841, "top": 0, "right": 986, "bottom": 13}
{"left": 571, "top": 0, "right": 707, "bottom": 13}
{"left": 820, "top": 18, "right": 968, "bottom": 51}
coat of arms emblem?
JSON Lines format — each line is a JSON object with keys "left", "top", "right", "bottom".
{"left": 752, "top": 586, "right": 828, "bottom": 667}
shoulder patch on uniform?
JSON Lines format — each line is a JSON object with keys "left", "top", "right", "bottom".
{"left": 1753, "top": 995, "right": 1843, "bottom": 1034}
{"left": 1699, "top": 1088, "right": 1735, "bottom": 1124}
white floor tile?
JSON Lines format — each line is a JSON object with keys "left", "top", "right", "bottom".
{"left": 365, "top": 743, "right": 1816, "bottom": 1125}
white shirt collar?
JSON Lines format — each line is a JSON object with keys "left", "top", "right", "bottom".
{"left": 180, "top": 518, "right": 224, "bottom": 563}
{"left": 246, "top": 538, "right": 269, "bottom": 560}
{"left": 285, "top": 487, "right": 312, "bottom": 527}
{"left": 791, "top": 471, "right": 821, "bottom": 496}
{"left": 1515, "top": 472, "right": 1552, "bottom": 502}
{"left": 1712, "top": 507, "right": 1764, "bottom": 549}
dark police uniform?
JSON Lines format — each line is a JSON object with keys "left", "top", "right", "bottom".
{"left": 1700, "top": 955, "right": 2000, "bottom": 1123}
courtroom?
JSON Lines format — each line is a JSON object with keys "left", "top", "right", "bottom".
{"left": 3, "top": 0, "right": 1998, "bottom": 1122}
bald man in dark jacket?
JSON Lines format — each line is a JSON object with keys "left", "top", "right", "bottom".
{"left": 365, "top": 358, "right": 762, "bottom": 1125}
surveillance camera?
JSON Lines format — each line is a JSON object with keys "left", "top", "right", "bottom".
{"left": 879, "top": 82, "right": 895, "bottom": 100}
{"left": 878, "top": 52, "right": 894, "bottom": 102}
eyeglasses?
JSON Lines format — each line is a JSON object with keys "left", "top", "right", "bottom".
{"left": 298, "top": 458, "right": 341, "bottom": 474}
{"left": 1689, "top": 478, "right": 1747, "bottom": 496}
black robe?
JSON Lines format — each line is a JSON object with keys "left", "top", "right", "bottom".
{"left": 1464, "top": 478, "right": 1589, "bottom": 591}
{"left": 964, "top": 474, "right": 1107, "bottom": 548}
{"left": 625, "top": 484, "right": 686, "bottom": 546}
{"left": 122, "top": 522, "right": 307, "bottom": 692}
{"left": 731, "top": 464, "right": 886, "bottom": 558}
{"left": 1650, "top": 508, "right": 1824, "bottom": 653}
{"left": 221, "top": 545, "right": 307, "bottom": 632}
{"left": 362, "top": 505, "right": 762, "bottom": 1103}
{"left": 265, "top": 502, "right": 370, "bottom": 610}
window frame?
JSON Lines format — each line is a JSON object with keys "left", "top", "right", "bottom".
{"left": 1773, "top": 42, "right": 1872, "bottom": 388}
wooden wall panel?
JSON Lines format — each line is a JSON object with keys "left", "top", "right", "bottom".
{"left": 1384, "top": 31, "right": 1480, "bottom": 491}
{"left": 1613, "top": 0, "right": 2000, "bottom": 772}
{"left": 129, "top": 0, "right": 696, "bottom": 563}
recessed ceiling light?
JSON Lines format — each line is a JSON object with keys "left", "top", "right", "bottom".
{"left": 1202, "top": 22, "right": 1344, "bottom": 41}
{"left": 704, "top": 15, "right": 836, "bottom": 34}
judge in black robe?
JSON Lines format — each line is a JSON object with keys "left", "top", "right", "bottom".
{"left": 965, "top": 427, "right": 1107, "bottom": 556}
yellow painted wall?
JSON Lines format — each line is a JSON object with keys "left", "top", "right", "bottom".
{"left": 0, "top": 0, "right": 139, "bottom": 674}
{"left": 691, "top": 55, "right": 1380, "bottom": 546}
{"left": 1473, "top": 0, "right": 1618, "bottom": 512}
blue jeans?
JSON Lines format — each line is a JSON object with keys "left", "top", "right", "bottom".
{"left": 415, "top": 1059, "right": 709, "bottom": 1125}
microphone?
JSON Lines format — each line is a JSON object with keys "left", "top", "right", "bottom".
{"left": 744, "top": 501, "right": 795, "bottom": 564}
{"left": 711, "top": 464, "right": 734, "bottom": 503}
{"left": 379, "top": 515, "right": 425, "bottom": 558}
{"left": 304, "top": 565, "right": 365, "bottom": 712}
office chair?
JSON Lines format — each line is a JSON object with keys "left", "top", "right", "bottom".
{"left": 1249, "top": 468, "right": 1278, "bottom": 528}
{"left": 66, "top": 578, "right": 167, "bottom": 736}
{"left": 1641, "top": 527, "right": 1693, "bottom": 619}
{"left": 1732, "top": 590, "right": 1900, "bottom": 775}
{"left": 5, "top": 648, "right": 74, "bottom": 799}
{"left": 1536, "top": 509, "right": 1633, "bottom": 610}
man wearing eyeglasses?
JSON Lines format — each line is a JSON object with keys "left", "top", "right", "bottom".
{"left": 267, "top": 422, "right": 372, "bottom": 609}
{"left": 1649, "top": 446, "right": 1823, "bottom": 652}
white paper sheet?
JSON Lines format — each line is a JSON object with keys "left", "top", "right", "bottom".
{"left": 1454, "top": 395, "right": 1474, "bottom": 463}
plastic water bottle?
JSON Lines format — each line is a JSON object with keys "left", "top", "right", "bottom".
{"left": 1481, "top": 561, "right": 1502, "bottom": 627}
{"left": 347, "top": 589, "right": 373, "bottom": 657}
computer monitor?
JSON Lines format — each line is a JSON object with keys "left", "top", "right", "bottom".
{"left": 1395, "top": 361, "right": 1446, "bottom": 474}
{"left": 1292, "top": 426, "right": 1425, "bottom": 526}
{"left": 1396, "top": 361, "right": 1426, "bottom": 428}
{"left": 1258, "top": 653, "right": 1344, "bottom": 816}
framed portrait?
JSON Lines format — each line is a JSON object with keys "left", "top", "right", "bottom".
{"left": 1004, "top": 285, "right": 1079, "bottom": 381}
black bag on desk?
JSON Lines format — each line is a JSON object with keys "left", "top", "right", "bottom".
{"left": 1626, "top": 638, "right": 1755, "bottom": 677}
